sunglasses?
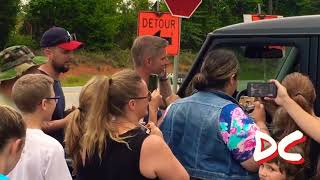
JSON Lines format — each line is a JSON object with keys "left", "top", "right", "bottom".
{"left": 131, "top": 91, "right": 152, "bottom": 102}
{"left": 51, "top": 32, "right": 77, "bottom": 46}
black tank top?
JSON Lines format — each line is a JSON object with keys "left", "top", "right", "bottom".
{"left": 76, "top": 127, "right": 158, "bottom": 180}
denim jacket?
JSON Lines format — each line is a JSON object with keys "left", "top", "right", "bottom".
{"left": 160, "top": 91, "right": 258, "bottom": 180}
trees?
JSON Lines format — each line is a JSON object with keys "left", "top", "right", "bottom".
{"left": 116, "top": 0, "right": 151, "bottom": 49}
{"left": 23, "top": 0, "right": 123, "bottom": 50}
{"left": 13, "top": 0, "right": 320, "bottom": 51}
{"left": 180, "top": 0, "right": 262, "bottom": 50}
{"left": 0, "top": 0, "right": 20, "bottom": 49}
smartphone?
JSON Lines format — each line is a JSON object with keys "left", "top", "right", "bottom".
{"left": 247, "top": 82, "right": 277, "bottom": 98}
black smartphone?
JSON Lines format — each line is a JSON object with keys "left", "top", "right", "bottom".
{"left": 247, "top": 82, "right": 277, "bottom": 98}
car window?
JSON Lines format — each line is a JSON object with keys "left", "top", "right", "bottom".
{"left": 181, "top": 45, "right": 299, "bottom": 96}
{"left": 225, "top": 45, "right": 296, "bottom": 91}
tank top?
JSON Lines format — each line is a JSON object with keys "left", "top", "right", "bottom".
{"left": 76, "top": 127, "right": 158, "bottom": 180}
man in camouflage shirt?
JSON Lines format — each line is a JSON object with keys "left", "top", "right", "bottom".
{"left": 0, "top": 45, "right": 47, "bottom": 108}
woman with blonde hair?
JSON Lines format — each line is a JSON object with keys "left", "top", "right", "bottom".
{"left": 65, "top": 69, "right": 188, "bottom": 180}
{"left": 64, "top": 76, "right": 102, "bottom": 174}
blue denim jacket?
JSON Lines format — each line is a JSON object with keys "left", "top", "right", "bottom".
{"left": 160, "top": 91, "right": 258, "bottom": 180}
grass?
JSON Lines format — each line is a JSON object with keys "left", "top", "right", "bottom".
{"left": 60, "top": 49, "right": 282, "bottom": 87}
{"left": 75, "top": 48, "right": 132, "bottom": 68}
{"left": 61, "top": 50, "right": 199, "bottom": 87}
{"left": 61, "top": 74, "right": 92, "bottom": 87}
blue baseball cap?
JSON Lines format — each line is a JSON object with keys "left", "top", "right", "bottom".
{"left": 40, "top": 27, "right": 83, "bottom": 51}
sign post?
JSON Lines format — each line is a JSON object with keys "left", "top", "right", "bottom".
{"left": 172, "top": 18, "right": 181, "bottom": 93}
{"left": 164, "top": 0, "right": 202, "bottom": 93}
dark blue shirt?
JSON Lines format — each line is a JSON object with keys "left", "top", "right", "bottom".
{"left": 52, "top": 80, "right": 65, "bottom": 120}
{"left": 48, "top": 80, "right": 65, "bottom": 145}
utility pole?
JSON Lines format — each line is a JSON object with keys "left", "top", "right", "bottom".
{"left": 268, "top": 0, "right": 273, "bottom": 14}
{"left": 157, "top": 0, "right": 160, "bottom": 12}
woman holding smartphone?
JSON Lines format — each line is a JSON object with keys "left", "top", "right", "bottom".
{"left": 65, "top": 69, "right": 188, "bottom": 180}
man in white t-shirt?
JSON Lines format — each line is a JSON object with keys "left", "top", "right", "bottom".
{"left": 8, "top": 74, "right": 72, "bottom": 180}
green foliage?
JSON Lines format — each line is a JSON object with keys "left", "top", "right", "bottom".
{"left": 61, "top": 74, "right": 92, "bottom": 87}
{"left": 115, "top": 0, "right": 151, "bottom": 49}
{"left": 75, "top": 48, "right": 131, "bottom": 68}
{"left": 107, "top": 48, "right": 131, "bottom": 68}
{"left": 6, "top": 32, "right": 38, "bottom": 49}
{"left": 272, "top": 0, "right": 320, "bottom": 16}
{"left": 23, "top": 0, "right": 122, "bottom": 50}
{"left": 0, "top": 0, "right": 20, "bottom": 49}
{"left": 15, "top": 0, "right": 320, "bottom": 53}
{"left": 180, "top": 0, "right": 263, "bottom": 50}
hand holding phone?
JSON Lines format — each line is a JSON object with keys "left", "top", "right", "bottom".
{"left": 247, "top": 82, "right": 277, "bottom": 98}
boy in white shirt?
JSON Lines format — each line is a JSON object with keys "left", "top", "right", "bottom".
{"left": 8, "top": 74, "right": 72, "bottom": 180}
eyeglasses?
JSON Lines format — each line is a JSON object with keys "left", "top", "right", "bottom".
{"left": 44, "top": 96, "right": 60, "bottom": 103}
{"left": 131, "top": 91, "right": 151, "bottom": 102}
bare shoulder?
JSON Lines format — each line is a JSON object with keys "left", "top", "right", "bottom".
{"left": 142, "top": 135, "right": 167, "bottom": 150}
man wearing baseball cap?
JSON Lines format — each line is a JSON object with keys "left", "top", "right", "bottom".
{"left": 38, "top": 26, "right": 83, "bottom": 145}
{"left": 0, "top": 45, "right": 47, "bottom": 108}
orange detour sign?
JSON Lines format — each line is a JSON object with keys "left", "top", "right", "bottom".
{"left": 138, "top": 11, "right": 180, "bottom": 55}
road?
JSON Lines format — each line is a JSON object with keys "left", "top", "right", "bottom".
{"left": 62, "top": 80, "right": 261, "bottom": 109}
{"left": 62, "top": 87, "right": 81, "bottom": 108}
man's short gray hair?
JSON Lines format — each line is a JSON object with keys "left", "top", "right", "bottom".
{"left": 131, "top": 35, "right": 168, "bottom": 67}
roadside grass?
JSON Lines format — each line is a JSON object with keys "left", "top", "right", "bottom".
{"left": 61, "top": 74, "right": 92, "bottom": 87}
{"left": 60, "top": 49, "right": 280, "bottom": 87}
{"left": 61, "top": 50, "right": 198, "bottom": 87}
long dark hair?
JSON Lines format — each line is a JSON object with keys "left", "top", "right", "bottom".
{"left": 192, "top": 49, "right": 239, "bottom": 91}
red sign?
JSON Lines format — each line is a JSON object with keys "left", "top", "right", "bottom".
{"left": 164, "top": 0, "right": 202, "bottom": 18}
{"left": 138, "top": 11, "right": 180, "bottom": 55}
{"left": 243, "top": 14, "right": 283, "bottom": 23}
{"left": 252, "top": 14, "right": 282, "bottom": 21}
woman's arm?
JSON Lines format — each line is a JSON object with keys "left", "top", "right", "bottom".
{"left": 139, "top": 135, "right": 189, "bottom": 180}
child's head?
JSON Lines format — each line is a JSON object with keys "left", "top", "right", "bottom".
{"left": 11, "top": 74, "right": 55, "bottom": 120}
{"left": 273, "top": 72, "right": 315, "bottom": 139}
{"left": 0, "top": 105, "right": 25, "bottom": 175}
{"left": 259, "top": 146, "right": 305, "bottom": 180}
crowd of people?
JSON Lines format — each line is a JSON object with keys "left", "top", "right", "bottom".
{"left": 0, "top": 26, "right": 319, "bottom": 180}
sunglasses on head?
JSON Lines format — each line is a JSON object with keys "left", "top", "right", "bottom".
{"left": 51, "top": 32, "right": 77, "bottom": 46}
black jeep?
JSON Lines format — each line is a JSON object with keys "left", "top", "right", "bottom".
{"left": 178, "top": 15, "right": 320, "bottom": 177}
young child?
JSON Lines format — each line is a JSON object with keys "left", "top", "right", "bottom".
{"left": 0, "top": 105, "right": 25, "bottom": 180}
{"left": 8, "top": 74, "right": 72, "bottom": 180}
{"left": 259, "top": 146, "right": 305, "bottom": 180}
